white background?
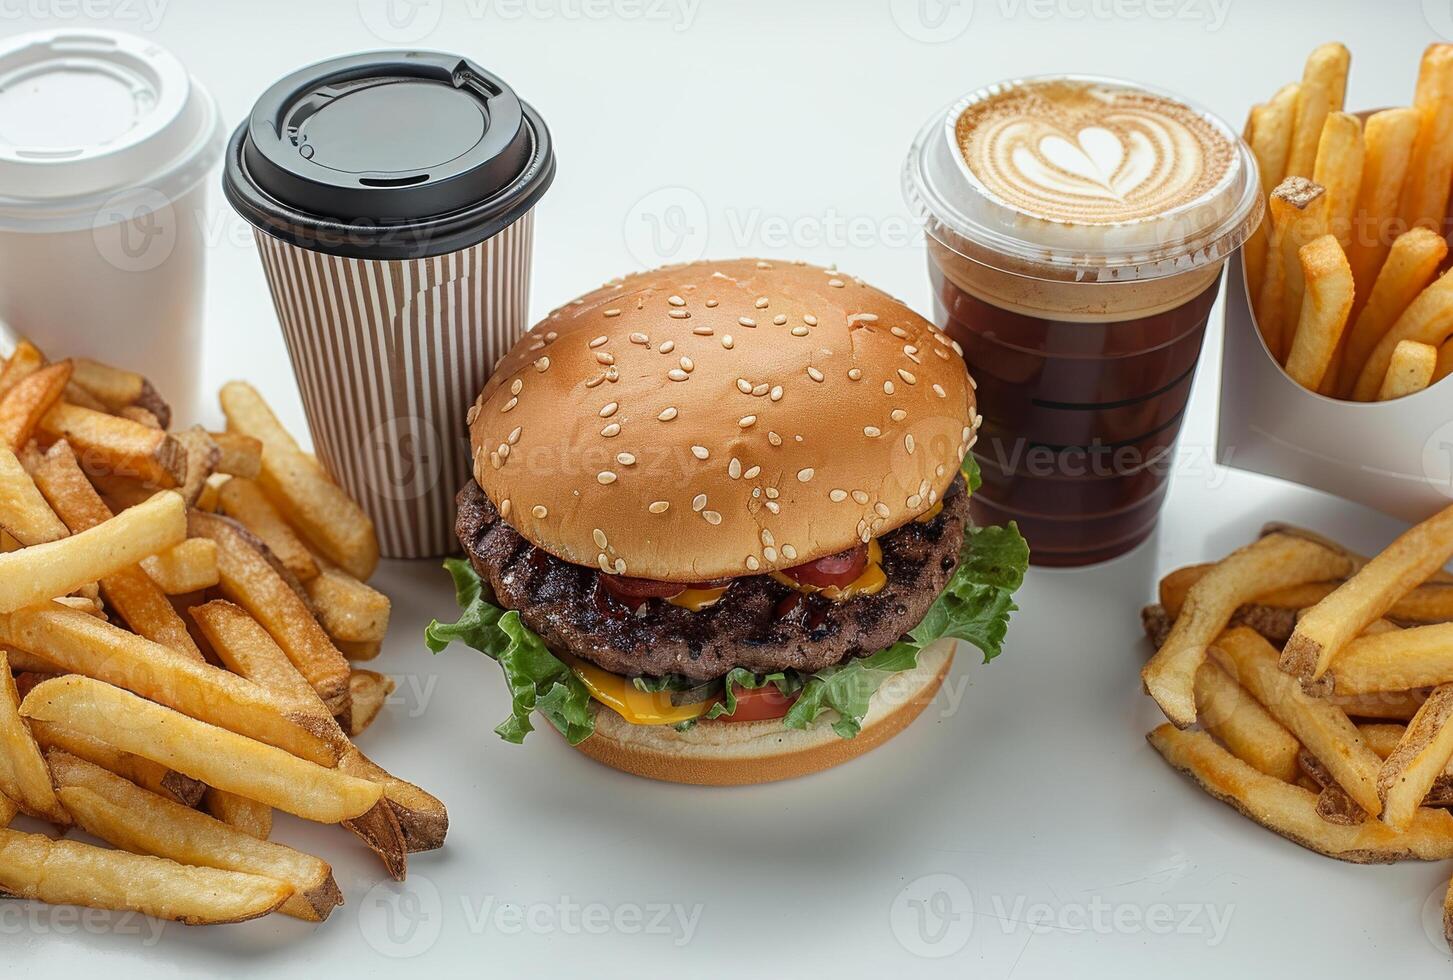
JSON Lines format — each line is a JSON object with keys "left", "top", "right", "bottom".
{"left": 4, "top": 0, "right": 1453, "bottom": 975}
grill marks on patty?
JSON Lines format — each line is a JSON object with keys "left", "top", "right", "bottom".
{"left": 456, "top": 476, "right": 969, "bottom": 682}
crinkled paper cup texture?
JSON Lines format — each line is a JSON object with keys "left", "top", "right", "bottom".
{"left": 253, "top": 212, "right": 535, "bottom": 558}
{"left": 1217, "top": 253, "right": 1453, "bottom": 522}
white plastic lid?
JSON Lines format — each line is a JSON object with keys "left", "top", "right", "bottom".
{"left": 0, "top": 30, "right": 222, "bottom": 231}
{"left": 903, "top": 75, "right": 1263, "bottom": 284}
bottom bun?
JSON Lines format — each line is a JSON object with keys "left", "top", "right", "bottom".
{"left": 567, "top": 639, "right": 955, "bottom": 786}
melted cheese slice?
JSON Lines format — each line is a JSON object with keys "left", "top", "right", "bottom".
{"left": 770, "top": 539, "right": 886, "bottom": 601}
{"left": 666, "top": 585, "right": 729, "bottom": 611}
{"left": 564, "top": 654, "right": 712, "bottom": 726}
{"left": 915, "top": 501, "right": 944, "bottom": 523}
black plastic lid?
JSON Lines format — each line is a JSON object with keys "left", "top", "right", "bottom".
{"left": 223, "top": 50, "right": 555, "bottom": 260}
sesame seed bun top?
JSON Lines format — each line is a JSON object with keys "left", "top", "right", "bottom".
{"left": 467, "top": 258, "right": 981, "bottom": 582}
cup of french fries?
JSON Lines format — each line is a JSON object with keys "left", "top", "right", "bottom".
{"left": 1219, "top": 42, "right": 1453, "bottom": 521}
{"left": 0, "top": 338, "right": 446, "bottom": 928}
{"left": 1140, "top": 503, "right": 1453, "bottom": 952}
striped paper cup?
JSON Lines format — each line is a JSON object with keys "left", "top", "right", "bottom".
{"left": 223, "top": 52, "right": 555, "bottom": 557}
{"left": 253, "top": 215, "right": 535, "bottom": 557}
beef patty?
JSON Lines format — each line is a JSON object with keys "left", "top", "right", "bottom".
{"left": 456, "top": 475, "right": 970, "bottom": 681}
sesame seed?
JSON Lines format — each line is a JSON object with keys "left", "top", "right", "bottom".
{"left": 797, "top": 467, "right": 815, "bottom": 482}
{"left": 830, "top": 489, "right": 848, "bottom": 502}
{"left": 890, "top": 326, "right": 909, "bottom": 339}
{"left": 603, "top": 309, "right": 621, "bottom": 318}
{"left": 593, "top": 529, "right": 608, "bottom": 549}
{"left": 739, "top": 415, "right": 756, "bottom": 428}
{"left": 501, "top": 397, "right": 518, "bottom": 413}
{"left": 864, "top": 426, "right": 881, "bottom": 437}
{"left": 693, "top": 326, "right": 714, "bottom": 336}
{"left": 746, "top": 555, "right": 761, "bottom": 571}
{"left": 767, "top": 431, "right": 783, "bottom": 447}
{"left": 744, "top": 465, "right": 760, "bottom": 479}
{"left": 691, "top": 445, "right": 710, "bottom": 460}
{"left": 692, "top": 493, "right": 708, "bottom": 511}
{"left": 737, "top": 378, "right": 753, "bottom": 394}
{"left": 704, "top": 510, "right": 722, "bottom": 525}
{"left": 827, "top": 278, "right": 844, "bottom": 288}
{"left": 507, "top": 426, "right": 522, "bottom": 444}
{"left": 601, "top": 422, "right": 621, "bottom": 437}
{"left": 764, "top": 547, "right": 778, "bottom": 563}
{"left": 597, "top": 554, "right": 611, "bottom": 573}
{"left": 668, "top": 295, "right": 686, "bottom": 306}
{"left": 596, "top": 352, "right": 615, "bottom": 365}
{"left": 630, "top": 332, "right": 649, "bottom": 344}
{"left": 680, "top": 357, "right": 694, "bottom": 372}
{"left": 668, "top": 309, "right": 690, "bottom": 319}
{"left": 660, "top": 340, "right": 676, "bottom": 353}
{"left": 791, "top": 326, "right": 809, "bottom": 337}
{"left": 722, "top": 335, "right": 734, "bottom": 349}
{"left": 849, "top": 313, "right": 879, "bottom": 324}
{"left": 782, "top": 544, "right": 797, "bottom": 560}
{"left": 500, "top": 499, "right": 512, "bottom": 517}
{"left": 617, "top": 452, "right": 636, "bottom": 466}
{"left": 932, "top": 383, "right": 946, "bottom": 398}
{"left": 773, "top": 314, "right": 787, "bottom": 325}
{"left": 891, "top": 409, "right": 907, "bottom": 422}
{"left": 532, "top": 505, "right": 549, "bottom": 519}
{"left": 510, "top": 378, "right": 523, "bottom": 395}
{"left": 600, "top": 402, "right": 618, "bottom": 418}
{"left": 589, "top": 336, "right": 608, "bottom": 348}
{"left": 498, "top": 443, "right": 510, "bottom": 459}
{"left": 752, "top": 382, "right": 769, "bottom": 396}
{"left": 848, "top": 368, "right": 862, "bottom": 381}
{"left": 466, "top": 404, "right": 480, "bottom": 425}
{"left": 765, "top": 501, "right": 781, "bottom": 514}
{"left": 803, "top": 314, "right": 818, "bottom": 326}
{"left": 875, "top": 502, "right": 891, "bottom": 518}
{"left": 739, "top": 316, "right": 756, "bottom": 327}
{"left": 754, "top": 297, "right": 769, "bottom": 309}
{"left": 490, "top": 451, "right": 502, "bottom": 469}
{"left": 585, "top": 375, "right": 605, "bottom": 389}
{"left": 908, "top": 494, "right": 921, "bottom": 508}
{"left": 765, "top": 487, "right": 779, "bottom": 499}
{"left": 534, "top": 356, "right": 551, "bottom": 372}
{"left": 729, "top": 458, "right": 742, "bottom": 479}
{"left": 898, "top": 368, "right": 917, "bottom": 385}
{"left": 905, "top": 434, "right": 915, "bottom": 454}
{"left": 770, "top": 385, "right": 783, "bottom": 401}
{"left": 705, "top": 299, "right": 718, "bottom": 308}
{"left": 648, "top": 501, "right": 670, "bottom": 514}
{"left": 598, "top": 471, "right": 618, "bottom": 485}
{"left": 668, "top": 368, "right": 689, "bottom": 381}
{"left": 546, "top": 331, "right": 559, "bottom": 341}
{"left": 851, "top": 490, "right": 869, "bottom": 504}
{"left": 807, "top": 367, "right": 824, "bottom": 382}
{"left": 658, "top": 407, "right": 678, "bottom": 421}
{"left": 614, "top": 558, "right": 626, "bottom": 574}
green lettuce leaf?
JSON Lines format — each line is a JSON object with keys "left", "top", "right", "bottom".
{"left": 426, "top": 558, "right": 593, "bottom": 745}
{"left": 782, "top": 520, "right": 1029, "bottom": 738}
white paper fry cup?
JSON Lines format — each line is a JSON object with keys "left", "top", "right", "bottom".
{"left": 252, "top": 214, "right": 536, "bottom": 557}
{"left": 1217, "top": 254, "right": 1453, "bottom": 521}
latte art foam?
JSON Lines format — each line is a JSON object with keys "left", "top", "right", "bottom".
{"left": 955, "top": 81, "right": 1236, "bottom": 226}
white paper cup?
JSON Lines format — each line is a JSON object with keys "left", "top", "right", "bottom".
{"left": 0, "top": 30, "right": 222, "bottom": 419}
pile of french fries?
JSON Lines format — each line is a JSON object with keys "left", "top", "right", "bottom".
{"left": 1139, "top": 505, "right": 1453, "bottom": 949}
{"left": 1246, "top": 42, "right": 1453, "bottom": 401}
{"left": 0, "top": 340, "right": 445, "bottom": 927}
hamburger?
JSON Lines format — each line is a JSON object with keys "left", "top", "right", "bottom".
{"left": 427, "top": 259, "right": 1028, "bottom": 784}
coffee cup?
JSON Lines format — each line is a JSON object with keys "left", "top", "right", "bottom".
{"left": 904, "top": 76, "right": 1263, "bottom": 566}
{"left": 223, "top": 51, "right": 556, "bottom": 558}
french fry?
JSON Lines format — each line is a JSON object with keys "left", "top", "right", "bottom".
{"left": 119, "top": 405, "right": 161, "bottom": 429}
{"left": 40, "top": 402, "right": 185, "bottom": 489}
{"left": 0, "top": 446, "right": 67, "bottom": 545}
{"left": 189, "top": 511, "right": 351, "bottom": 718}
{"left": 1213, "top": 628, "right": 1385, "bottom": 816}
{"left": 1296, "top": 749, "right": 1366, "bottom": 826}
{"left": 1244, "top": 83, "right": 1300, "bottom": 303}
{"left": 1161, "top": 562, "right": 1453, "bottom": 624}
{"left": 192, "top": 600, "right": 445, "bottom": 854}
{"left": 1338, "top": 227, "right": 1446, "bottom": 396}
{"left": 203, "top": 787, "right": 273, "bottom": 842}
{"left": 0, "top": 790, "right": 14, "bottom": 827}
{"left": 1354, "top": 269, "right": 1453, "bottom": 404}
{"left": 0, "top": 489, "right": 183, "bottom": 614}
{"left": 1312, "top": 112, "right": 1364, "bottom": 252}
{"left": 1285, "top": 234, "right": 1355, "bottom": 390}
{"left": 1329, "top": 623, "right": 1453, "bottom": 693}
{"left": 69, "top": 357, "right": 170, "bottom": 429}
{"left": 1283, "top": 503, "right": 1453, "bottom": 684}
{"left": 0, "top": 360, "right": 71, "bottom": 450}
{"left": 29, "top": 440, "right": 201, "bottom": 658}
{"left": 0, "top": 651, "right": 67, "bottom": 823}
{"left": 1399, "top": 44, "right": 1453, "bottom": 231}
{"left": 337, "top": 638, "right": 383, "bottom": 662}
{"left": 1142, "top": 533, "right": 1354, "bottom": 728}
{"left": 306, "top": 555, "right": 391, "bottom": 644}
{"left": 1149, "top": 724, "right": 1453, "bottom": 862}
{"left": 1437, "top": 340, "right": 1453, "bottom": 383}
{"left": 1267, "top": 177, "right": 1331, "bottom": 360}
{"left": 220, "top": 381, "right": 378, "bottom": 580}
{"left": 210, "top": 431, "right": 262, "bottom": 479}
{"left": 1194, "top": 660, "right": 1300, "bottom": 782}
{"left": 28, "top": 718, "right": 205, "bottom": 806}
{"left": 0, "top": 825, "right": 290, "bottom": 924}
{"left": 219, "top": 476, "right": 318, "bottom": 582}
{"left": 51, "top": 757, "right": 339, "bottom": 922}
{"left": 1346, "top": 107, "right": 1421, "bottom": 312}
{"left": 0, "top": 602, "right": 342, "bottom": 766}
{"left": 1287, "top": 43, "right": 1351, "bottom": 178}
{"left": 0, "top": 340, "right": 44, "bottom": 398}
{"left": 1377, "top": 684, "right": 1453, "bottom": 828}
{"left": 141, "top": 537, "right": 219, "bottom": 594}
{"left": 1328, "top": 689, "right": 1430, "bottom": 721}
{"left": 172, "top": 427, "right": 220, "bottom": 507}
{"left": 349, "top": 669, "right": 395, "bottom": 737}
{"left": 20, "top": 676, "right": 383, "bottom": 823}
{"left": 1376, "top": 339, "right": 1438, "bottom": 400}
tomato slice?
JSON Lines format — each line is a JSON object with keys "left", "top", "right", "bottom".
{"left": 717, "top": 682, "right": 799, "bottom": 722}
{"left": 784, "top": 543, "right": 870, "bottom": 588}
{"left": 600, "top": 574, "right": 686, "bottom": 606}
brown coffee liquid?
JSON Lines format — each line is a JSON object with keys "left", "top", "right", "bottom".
{"left": 930, "top": 263, "right": 1222, "bottom": 566}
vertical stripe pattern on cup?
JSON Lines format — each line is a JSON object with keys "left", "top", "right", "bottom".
{"left": 252, "top": 211, "right": 536, "bottom": 558}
